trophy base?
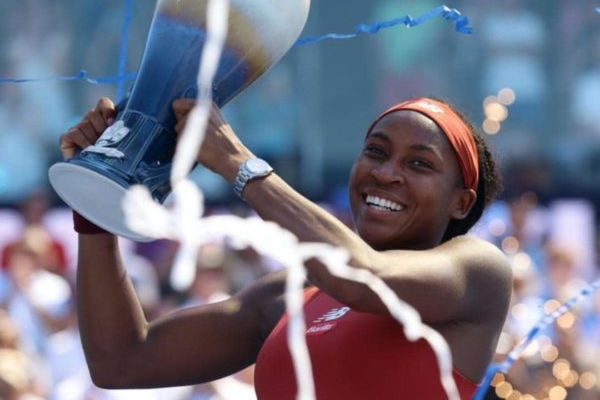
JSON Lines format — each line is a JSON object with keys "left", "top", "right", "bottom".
{"left": 49, "top": 162, "right": 154, "bottom": 242}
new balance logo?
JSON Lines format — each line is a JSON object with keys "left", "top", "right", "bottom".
{"left": 313, "top": 306, "right": 351, "bottom": 323}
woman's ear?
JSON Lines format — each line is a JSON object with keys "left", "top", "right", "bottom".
{"left": 450, "top": 189, "right": 477, "bottom": 220}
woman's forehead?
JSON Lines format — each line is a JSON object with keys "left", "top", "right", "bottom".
{"left": 369, "top": 109, "right": 448, "bottom": 144}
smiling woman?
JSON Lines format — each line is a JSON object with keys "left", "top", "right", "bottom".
{"left": 59, "top": 95, "right": 511, "bottom": 400}
{"left": 351, "top": 97, "right": 502, "bottom": 250}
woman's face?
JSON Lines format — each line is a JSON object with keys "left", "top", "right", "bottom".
{"left": 348, "top": 110, "right": 475, "bottom": 250}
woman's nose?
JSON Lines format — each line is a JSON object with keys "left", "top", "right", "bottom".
{"left": 370, "top": 162, "right": 404, "bottom": 184}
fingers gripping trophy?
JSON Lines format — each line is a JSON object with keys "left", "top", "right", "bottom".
{"left": 49, "top": 0, "right": 311, "bottom": 241}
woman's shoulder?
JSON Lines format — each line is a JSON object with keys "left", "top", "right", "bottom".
{"left": 446, "top": 234, "right": 513, "bottom": 316}
{"left": 438, "top": 235, "right": 512, "bottom": 298}
{"left": 441, "top": 234, "right": 510, "bottom": 269}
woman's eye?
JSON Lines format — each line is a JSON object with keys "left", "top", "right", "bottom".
{"left": 364, "top": 145, "right": 386, "bottom": 157}
{"left": 410, "top": 159, "right": 432, "bottom": 169}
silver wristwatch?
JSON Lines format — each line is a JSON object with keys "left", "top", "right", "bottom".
{"left": 233, "top": 158, "right": 274, "bottom": 198}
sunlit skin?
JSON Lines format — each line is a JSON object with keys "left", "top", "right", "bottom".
{"left": 349, "top": 110, "right": 477, "bottom": 251}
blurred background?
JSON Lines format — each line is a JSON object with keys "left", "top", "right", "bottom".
{"left": 0, "top": 0, "right": 600, "bottom": 399}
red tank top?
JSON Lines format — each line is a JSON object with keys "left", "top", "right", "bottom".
{"left": 254, "top": 287, "right": 478, "bottom": 400}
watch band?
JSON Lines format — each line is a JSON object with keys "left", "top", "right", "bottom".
{"left": 233, "top": 169, "right": 251, "bottom": 198}
{"left": 233, "top": 158, "right": 273, "bottom": 198}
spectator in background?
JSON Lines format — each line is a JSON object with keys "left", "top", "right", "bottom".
{"left": 0, "top": 310, "right": 49, "bottom": 400}
{"left": 0, "top": 348, "right": 45, "bottom": 400}
{"left": 543, "top": 244, "right": 585, "bottom": 302}
{"left": 1, "top": 190, "right": 68, "bottom": 277}
{"left": 0, "top": 227, "right": 73, "bottom": 355}
{"left": 0, "top": 311, "right": 21, "bottom": 351}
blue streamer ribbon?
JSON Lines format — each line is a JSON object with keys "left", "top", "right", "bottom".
{"left": 472, "top": 278, "right": 600, "bottom": 400}
{"left": 0, "top": 4, "right": 471, "bottom": 86}
{"left": 296, "top": 5, "right": 472, "bottom": 46}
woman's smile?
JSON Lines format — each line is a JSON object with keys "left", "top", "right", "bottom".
{"left": 364, "top": 194, "right": 405, "bottom": 212}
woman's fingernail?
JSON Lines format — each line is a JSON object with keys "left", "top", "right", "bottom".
{"left": 107, "top": 118, "right": 115, "bottom": 126}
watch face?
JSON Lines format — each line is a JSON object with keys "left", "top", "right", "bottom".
{"left": 246, "top": 158, "right": 271, "bottom": 173}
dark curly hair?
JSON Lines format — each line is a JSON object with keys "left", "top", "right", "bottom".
{"left": 435, "top": 98, "right": 503, "bottom": 242}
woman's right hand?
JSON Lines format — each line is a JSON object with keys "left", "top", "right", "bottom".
{"left": 60, "top": 97, "right": 116, "bottom": 160}
{"left": 172, "top": 99, "right": 253, "bottom": 182}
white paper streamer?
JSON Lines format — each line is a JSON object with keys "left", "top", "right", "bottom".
{"left": 170, "top": 0, "right": 230, "bottom": 187}
{"left": 170, "top": 0, "right": 229, "bottom": 291}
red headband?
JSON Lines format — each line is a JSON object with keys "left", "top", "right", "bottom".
{"left": 367, "top": 98, "right": 479, "bottom": 191}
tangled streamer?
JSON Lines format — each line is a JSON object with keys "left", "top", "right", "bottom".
{"left": 295, "top": 4, "right": 472, "bottom": 46}
{"left": 0, "top": 4, "right": 471, "bottom": 88}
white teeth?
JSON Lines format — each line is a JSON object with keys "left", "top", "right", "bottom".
{"left": 365, "top": 195, "right": 403, "bottom": 211}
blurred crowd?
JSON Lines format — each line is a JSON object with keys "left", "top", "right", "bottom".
{"left": 1, "top": 0, "right": 600, "bottom": 399}
{"left": 473, "top": 192, "right": 600, "bottom": 399}
{"left": 1, "top": 188, "right": 600, "bottom": 400}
